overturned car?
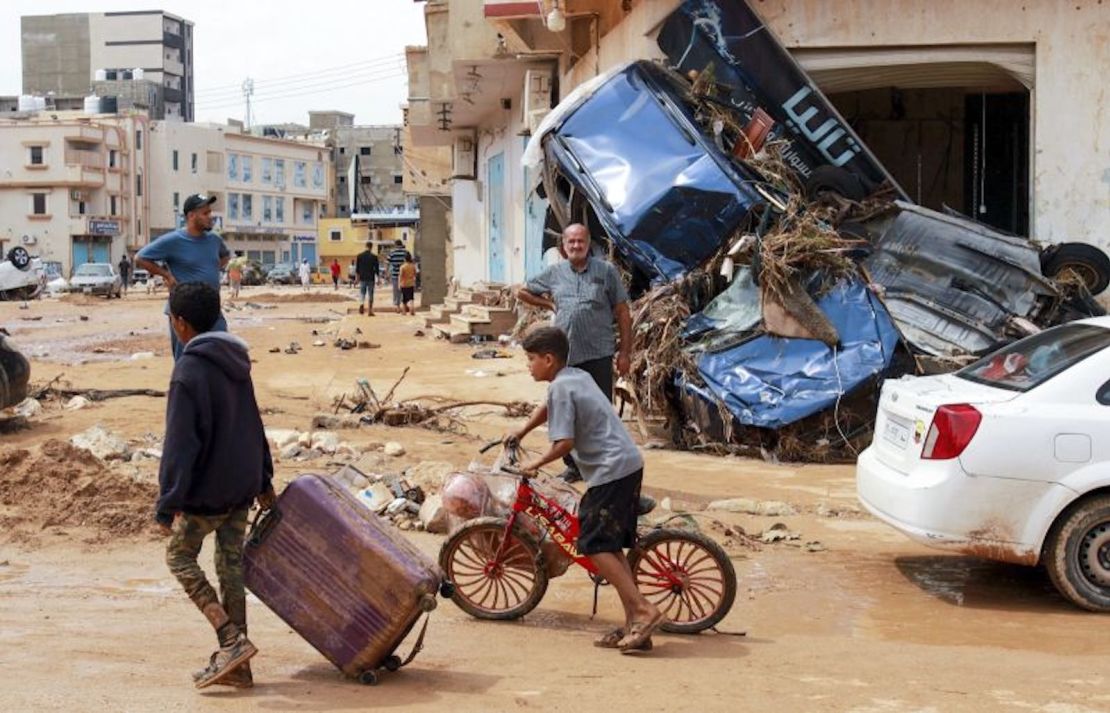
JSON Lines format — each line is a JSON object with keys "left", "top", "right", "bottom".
{"left": 525, "top": 1, "right": 1107, "bottom": 461}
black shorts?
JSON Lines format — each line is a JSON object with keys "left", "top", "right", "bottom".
{"left": 401, "top": 286, "right": 415, "bottom": 303}
{"left": 577, "top": 469, "right": 642, "bottom": 555}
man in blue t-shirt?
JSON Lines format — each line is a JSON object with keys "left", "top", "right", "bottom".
{"left": 137, "top": 193, "right": 231, "bottom": 360}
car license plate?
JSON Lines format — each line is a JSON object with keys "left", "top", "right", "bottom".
{"left": 83, "top": 287, "right": 92, "bottom": 294}
{"left": 882, "top": 416, "right": 910, "bottom": 449}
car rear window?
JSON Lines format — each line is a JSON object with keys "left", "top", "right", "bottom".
{"left": 958, "top": 323, "right": 1110, "bottom": 392}
{"left": 75, "top": 264, "right": 111, "bottom": 276}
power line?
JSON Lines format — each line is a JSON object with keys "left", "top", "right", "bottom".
{"left": 197, "top": 71, "right": 408, "bottom": 111}
{"left": 195, "top": 54, "right": 405, "bottom": 97}
{"left": 196, "top": 64, "right": 407, "bottom": 107}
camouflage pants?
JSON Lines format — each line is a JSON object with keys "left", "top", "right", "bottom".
{"left": 165, "top": 508, "right": 250, "bottom": 632}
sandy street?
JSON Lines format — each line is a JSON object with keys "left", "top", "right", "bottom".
{"left": 1, "top": 287, "right": 1107, "bottom": 713}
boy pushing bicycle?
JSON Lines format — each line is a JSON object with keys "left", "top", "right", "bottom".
{"left": 505, "top": 326, "right": 664, "bottom": 652}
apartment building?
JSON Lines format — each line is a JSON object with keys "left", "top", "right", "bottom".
{"left": 22, "top": 10, "right": 194, "bottom": 120}
{"left": 0, "top": 112, "right": 150, "bottom": 276}
{"left": 309, "top": 111, "right": 410, "bottom": 216}
{"left": 148, "top": 122, "right": 330, "bottom": 266}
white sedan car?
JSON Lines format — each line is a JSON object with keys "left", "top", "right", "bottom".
{"left": 857, "top": 317, "right": 1110, "bottom": 611}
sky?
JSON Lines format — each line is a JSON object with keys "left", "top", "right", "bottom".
{"left": 1, "top": 0, "right": 429, "bottom": 126}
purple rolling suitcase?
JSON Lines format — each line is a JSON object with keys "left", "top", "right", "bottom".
{"left": 244, "top": 473, "right": 442, "bottom": 684}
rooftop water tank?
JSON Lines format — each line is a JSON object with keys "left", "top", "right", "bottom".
{"left": 83, "top": 95, "right": 102, "bottom": 114}
{"left": 132, "top": 68, "right": 144, "bottom": 81}
{"left": 17, "top": 95, "right": 36, "bottom": 111}
{"left": 94, "top": 69, "right": 107, "bottom": 81}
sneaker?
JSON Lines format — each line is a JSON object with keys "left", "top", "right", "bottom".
{"left": 558, "top": 467, "right": 583, "bottom": 484}
{"left": 192, "top": 656, "right": 253, "bottom": 688}
{"left": 194, "top": 633, "right": 258, "bottom": 689}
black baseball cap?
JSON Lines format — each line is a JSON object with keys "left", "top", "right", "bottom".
{"left": 182, "top": 193, "right": 217, "bottom": 214}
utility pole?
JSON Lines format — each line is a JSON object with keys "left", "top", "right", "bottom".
{"left": 242, "top": 78, "right": 254, "bottom": 129}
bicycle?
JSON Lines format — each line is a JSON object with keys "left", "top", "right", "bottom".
{"left": 439, "top": 441, "right": 737, "bottom": 634}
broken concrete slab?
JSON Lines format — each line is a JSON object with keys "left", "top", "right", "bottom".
{"left": 70, "top": 425, "right": 130, "bottom": 461}
{"left": 384, "top": 441, "right": 405, "bottom": 457}
{"left": 311, "top": 413, "right": 363, "bottom": 430}
{"left": 707, "top": 498, "right": 796, "bottom": 517}
{"left": 418, "top": 494, "right": 450, "bottom": 534}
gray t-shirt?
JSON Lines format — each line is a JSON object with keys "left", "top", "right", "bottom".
{"left": 525, "top": 257, "right": 628, "bottom": 366}
{"left": 546, "top": 367, "right": 643, "bottom": 488}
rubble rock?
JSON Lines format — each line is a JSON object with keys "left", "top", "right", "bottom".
{"left": 759, "top": 522, "right": 801, "bottom": 544}
{"left": 660, "top": 497, "right": 673, "bottom": 511}
{"left": 398, "top": 519, "right": 414, "bottom": 531}
{"left": 357, "top": 482, "right": 394, "bottom": 513}
{"left": 264, "top": 428, "right": 300, "bottom": 449}
{"left": 383, "top": 441, "right": 405, "bottom": 457}
{"left": 64, "top": 396, "right": 91, "bottom": 411}
{"left": 130, "top": 351, "right": 155, "bottom": 361}
{"left": 297, "top": 432, "right": 313, "bottom": 448}
{"left": 418, "top": 494, "right": 450, "bottom": 534}
{"left": 805, "top": 541, "right": 827, "bottom": 553}
{"left": 13, "top": 398, "right": 43, "bottom": 418}
{"left": 279, "top": 443, "right": 303, "bottom": 460}
{"left": 815, "top": 501, "right": 864, "bottom": 518}
{"left": 310, "top": 431, "right": 341, "bottom": 454}
{"left": 707, "top": 498, "right": 797, "bottom": 517}
{"left": 404, "top": 461, "right": 455, "bottom": 493}
{"left": 70, "top": 425, "right": 130, "bottom": 461}
{"left": 311, "top": 413, "right": 363, "bottom": 430}
{"left": 129, "top": 448, "right": 163, "bottom": 463}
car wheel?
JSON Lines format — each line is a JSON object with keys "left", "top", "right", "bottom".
{"left": 1044, "top": 495, "right": 1110, "bottom": 612}
{"left": 1041, "top": 243, "right": 1110, "bottom": 296}
{"left": 7, "top": 247, "right": 31, "bottom": 271}
{"left": 804, "top": 166, "right": 867, "bottom": 202}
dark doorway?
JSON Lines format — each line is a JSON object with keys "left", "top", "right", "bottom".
{"left": 827, "top": 85, "right": 1030, "bottom": 236}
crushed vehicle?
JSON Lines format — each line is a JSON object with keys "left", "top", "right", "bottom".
{"left": 0, "top": 332, "right": 31, "bottom": 410}
{"left": 0, "top": 247, "right": 44, "bottom": 301}
{"left": 524, "top": 0, "right": 1108, "bottom": 462}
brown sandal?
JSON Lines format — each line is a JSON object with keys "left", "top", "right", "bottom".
{"left": 595, "top": 627, "right": 653, "bottom": 651}
{"left": 618, "top": 611, "right": 665, "bottom": 653}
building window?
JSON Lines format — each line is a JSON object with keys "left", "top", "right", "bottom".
{"left": 274, "top": 159, "right": 285, "bottom": 188}
{"left": 339, "top": 147, "right": 345, "bottom": 155}
{"left": 32, "top": 193, "right": 47, "bottom": 215}
{"left": 29, "top": 146, "right": 44, "bottom": 165}
{"left": 110, "top": 195, "right": 118, "bottom": 215}
{"left": 77, "top": 201, "right": 87, "bottom": 215}
{"left": 339, "top": 204, "right": 347, "bottom": 213}
{"left": 261, "top": 157, "right": 272, "bottom": 184}
{"left": 136, "top": 173, "right": 143, "bottom": 197}
{"left": 360, "top": 175, "right": 372, "bottom": 185}
{"left": 263, "top": 195, "right": 273, "bottom": 222}
{"left": 312, "top": 163, "right": 324, "bottom": 189}
{"left": 275, "top": 197, "right": 284, "bottom": 224}
{"left": 228, "top": 153, "right": 239, "bottom": 180}
{"left": 135, "top": 129, "right": 142, "bottom": 150}
{"left": 241, "top": 194, "right": 253, "bottom": 220}
{"left": 360, "top": 146, "right": 371, "bottom": 156}
{"left": 393, "top": 174, "right": 403, "bottom": 185}
{"left": 302, "top": 203, "right": 312, "bottom": 224}
{"left": 242, "top": 156, "right": 252, "bottom": 183}
{"left": 294, "top": 161, "right": 306, "bottom": 188}
{"left": 173, "top": 192, "right": 180, "bottom": 211}
{"left": 338, "top": 176, "right": 346, "bottom": 184}
{"left": 207, "top": 151, "right": 222, "bottom": 173}
{"left": 172, "top": 150, "right": 178, "bottom": 171}
{"left": 394, "top": 145, "right": 403, "bottom": 155}
{"left": 191, "top": 153, "right": 198, "bottom": 174}
{"left": 109, "top": 149, "right": 118, "bottom": 168}
{"left": 329, "top": 229, "right": 342, "bottom": 241}
{"left": 228, "top": 193, "right": 239, "bottom": 220}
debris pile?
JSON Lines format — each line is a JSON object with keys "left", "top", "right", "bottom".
{"left": 0, "top": 440, "right": 158, "bottom": 540}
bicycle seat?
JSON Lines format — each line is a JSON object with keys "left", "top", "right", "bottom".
{"left": 637, "top": 495, "right": 656, "bottom": 516}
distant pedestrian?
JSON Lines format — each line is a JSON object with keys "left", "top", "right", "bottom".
{"left": 330, "top": 259, "right": 341, "bottom": 290}
{"left": 228, "top": 261, "right": 242, "bottom": 299}
{"left": 347, "top": 260, "right": 356, "bottom": 287}
{"left": 156, "top": 281, "right": 274, "bottom": 689}
{"left": 136, "top": 193, "right": 230, "bottom": 361}
{"left": 387, "top": 239, "right": 407, "bottom": 313}
{"left": 399, "top": 252, "right": 417, "bottom": 315}
{"left": 298, "top": 259, "right": 311, "bottom": 291}
{"left": 118, "top": 254, "right": 132, "bottom": 295}
{"left": 355, "top": 241, "right": 380, "bottom": 316}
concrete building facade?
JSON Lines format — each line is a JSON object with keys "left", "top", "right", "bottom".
{"left": 0, "top": 112, "right": 151, "bottom": 277}
{"left": 147, "top": 122, "right": 330, "bottom": 266}
{"left": 310, "top": 111, "right": 410, "bottom": 216}
{"left": 22, "top": 10, "right": 195, "bottom": 121}
{"left": 407, "top": 0, "right": 1110, "bottom": 288}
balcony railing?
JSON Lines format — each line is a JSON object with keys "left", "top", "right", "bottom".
{"left": 65, "top": 150, "right": 105, "bottom": 169}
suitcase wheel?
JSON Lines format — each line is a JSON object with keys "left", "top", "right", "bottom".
{"left": 419, "top": 593, "right": 438, "bottom": 613}
{"left": 439, "top": 580, "right": 456, "bottom": 599}
{"left": 358, "top": 670, "right": 380, "bottom": 686}
{"left": 384, "top": 655, "right": 402, "bottom": 672}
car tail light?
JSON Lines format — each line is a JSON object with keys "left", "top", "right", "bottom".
{"left": 921, "top": 404, "right": 982, "bottom": 460}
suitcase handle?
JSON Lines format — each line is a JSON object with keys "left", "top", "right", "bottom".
{"left": 246, "top": 507, "right": 282, "bottom": 548}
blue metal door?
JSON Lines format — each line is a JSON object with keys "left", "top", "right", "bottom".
{"left": 487, "top": 152, "right": 506, "bottom": 283}
{"left": 523, "top": 158, "right": 548, "bottom": 280}
{"left": 301, "top": 243, "right": 317, "bottom": 265}
{"left": 92, "top": 241, "right": 110, "bottom": 263}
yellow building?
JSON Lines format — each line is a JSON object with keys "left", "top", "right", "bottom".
{"left": 317, "top": 219, "right": 417, "bottom": 282}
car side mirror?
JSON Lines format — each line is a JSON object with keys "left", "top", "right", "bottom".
{"left": 1097, "top": 380, "right": 1110, "bottom": 406}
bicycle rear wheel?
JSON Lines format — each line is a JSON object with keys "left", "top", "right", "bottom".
{"left": 439, "top": 516, "right": 548, "bottom": 620}
{"left": 629, "top": 528, "right": 737, "bottom": 634}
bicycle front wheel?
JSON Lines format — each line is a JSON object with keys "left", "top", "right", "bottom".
{"left": 629, "top": 528, "right": 737, "bottom": 634}
{"left": 439, "top": 516, "right": 548, "bottom": 621}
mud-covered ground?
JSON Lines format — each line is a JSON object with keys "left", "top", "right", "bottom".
{"left": 1, "top": 287, "right": 1107, "bottom": 712}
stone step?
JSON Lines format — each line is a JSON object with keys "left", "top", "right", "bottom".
{"left": 454, "top": 309, "right": 517, "bottom": 335}
{"left": 449, "top": 313, "right": 515, "bottom": 337}
{"left": 461, "top": 304, "right": 515, "bottom": 321}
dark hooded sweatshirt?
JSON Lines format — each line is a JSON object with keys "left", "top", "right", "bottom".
{"left": 155, "top": 332, "right": 272, "bottom": 526}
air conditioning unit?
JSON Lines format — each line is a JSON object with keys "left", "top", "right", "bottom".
{"left": 522, "top": 69, "right": 553, "bottom": 135}
{"left": 452, "top": 135, "right": 476, "bottom": 180}
{"left": 70, "top": 189, "right": 87, "bottom": 201}
{"left": 21, "top": 235, "right": 36, "bottom": 245}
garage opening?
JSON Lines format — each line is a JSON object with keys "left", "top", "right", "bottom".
{"left": 796, "top": 45, "right": 1034, "bottom": 236}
